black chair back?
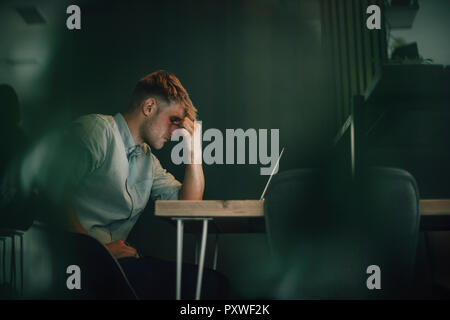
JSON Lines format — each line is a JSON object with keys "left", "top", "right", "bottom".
{"left": 264, "top": 167, "right": 420, "bottom": 299}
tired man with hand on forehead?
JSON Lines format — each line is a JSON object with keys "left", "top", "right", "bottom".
{"left": 51, "top": 70, "right": 228, "bottom": 299}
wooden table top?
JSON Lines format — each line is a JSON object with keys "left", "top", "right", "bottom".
{"left": 420, "top": 199, "right": 450, "bottom": 216}
{"left": 154, "top": 199, "right": 450, "bottom": 232}
{"left": 155, "top": 200, "right": 265, "bottom": 218}
{"left": 155, "top": 199, "right": 450, "bottom": 216}
{"left": 154, "top": 200, "right": 265, "bottom": 233}
{"left": 420, "top": 199, "right": 450, "bottom": 231}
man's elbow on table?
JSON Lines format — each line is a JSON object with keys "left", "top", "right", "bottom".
{"left": 179, "top": 166, "right": 205, "bottom": 200}
{"left": 179, "top": 184, "right": 204, "bottom": 200}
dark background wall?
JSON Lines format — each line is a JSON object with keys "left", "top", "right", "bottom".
{"left": 18, "top": 0, "right": 332, "bottom": 199}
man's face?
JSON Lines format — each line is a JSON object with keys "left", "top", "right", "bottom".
{"left": 143, "top": 101, "right": 185, "bottom": 150}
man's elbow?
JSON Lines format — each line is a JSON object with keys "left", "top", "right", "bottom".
{"left": 179, "top": 187, "right": 204, "bottom": 200}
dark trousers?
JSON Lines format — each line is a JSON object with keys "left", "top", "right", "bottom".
{"left": 118, "top": 256, "right": 229, "bottom": 300}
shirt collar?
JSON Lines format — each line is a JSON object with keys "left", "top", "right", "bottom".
{"left": 113, "top": 113, "right": 151, "bottom": 159}
{"left": 113, "top": 113, "right": 138, "bottom": 154}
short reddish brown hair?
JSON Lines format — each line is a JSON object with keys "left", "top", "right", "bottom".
{"left": 130, "top": 70, "right": 197, "bottom": 120}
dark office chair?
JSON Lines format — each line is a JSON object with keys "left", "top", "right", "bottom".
{"left": 42, "top": 230, "right": 138, "bottom": 300}
{"left": 263, "top": 168, "right": 348, "bottom": 299}
{"left": 353, "top": 167, "right": 421, "bottom": 299}
{"left": 263, "top": 167, "right": 420, "bottom": 299}
{"left": 264, "top": 168, "right": 335, "bottom": 263}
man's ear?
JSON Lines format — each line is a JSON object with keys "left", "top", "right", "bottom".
{"left": 142, "top": 97, "right": 157, "bottom": 117}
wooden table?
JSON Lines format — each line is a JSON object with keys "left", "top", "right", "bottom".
{"left": 155, "top": 198, "right": 450, "bottom": 299}
{"left": 155, "top": 200, "right": 265, "bottom": 300}
{"left": 420, "top": 199, "right": 450, "bottom": 230}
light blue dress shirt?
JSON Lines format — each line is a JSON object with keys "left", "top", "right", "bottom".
{"left": 69, "top": 113, "right": 181, "bottom": 244}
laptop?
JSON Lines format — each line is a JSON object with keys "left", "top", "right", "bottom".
{"left": 260, "top": 147, "right": 285, "bottom": 200}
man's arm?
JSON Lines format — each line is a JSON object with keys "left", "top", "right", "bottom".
{"left": 50, "top": 118, "right": 137, "bottom": 259}
{"left": 46, "top": 131, "right": 92, "bottom": 234}
{"left": 64, "top": 204, "right": 137, "bottom": 259}
{"left": 179, "top": 119, "right": 204, "bottom": 200}
{"left": 179, "top": 163, "right": 204, "bottom": 200}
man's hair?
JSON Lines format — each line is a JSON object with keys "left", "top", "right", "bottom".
{"left": 129, "top": 70, "right": 197, "bottom": 120}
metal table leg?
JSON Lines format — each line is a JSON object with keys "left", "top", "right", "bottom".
{"left": 195, "top": 219, "right": 208, "bottom": 300}
{"left": 213, "top": 234, "right": 219, "bottom": 271}
{"left": 176, "top": 219, "right": 184, "bottom": 300}
{"left": 173, "top": 217, "right": 212, "bottom": 300}
{"left": 194, "top": 235, "right": 200, "bottom": 265}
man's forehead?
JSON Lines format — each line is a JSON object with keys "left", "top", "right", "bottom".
{"left": 165, "top": 102, "right": 185, "bottom": 118}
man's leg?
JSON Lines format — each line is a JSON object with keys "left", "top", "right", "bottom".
{"left": 118, "top": 256, "right": 229, "bottom": 299}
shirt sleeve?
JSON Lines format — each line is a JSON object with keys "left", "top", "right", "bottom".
{"left": 51, "top": 115, "right": 109, "bottom": 194}
{"left": 150, "top": 153, "right": 182, "bottom": 201}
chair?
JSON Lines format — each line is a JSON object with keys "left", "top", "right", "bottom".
{"left": 263, "top": 168, "right": 346, "bottom": 299}
{"left": 263, "top": 167, "right": 421, "bottom": 299}
{"left": 353, "top": 167, "right": 421, "bottom": 298}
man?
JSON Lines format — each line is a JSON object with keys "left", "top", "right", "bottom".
{"left": 49, "top": 70, "right": 227, "bottom": 299}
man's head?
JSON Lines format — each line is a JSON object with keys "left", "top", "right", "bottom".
{"left": 126, "top": 70, "right": 197, "bottom": 149}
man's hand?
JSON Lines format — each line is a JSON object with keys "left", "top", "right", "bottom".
{"left": 177, "top": 117, "right": 205, "bottom": 200}
{"left": 180, "top": 117, "right": 202, "bottom": 164}
{"left": 105, "top": 240, "right": 138, "bottom": 259}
